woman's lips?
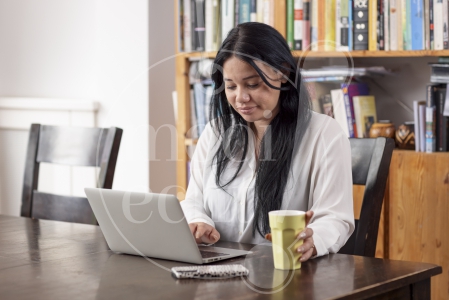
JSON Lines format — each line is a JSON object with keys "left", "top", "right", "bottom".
{"left": 238, "top": 106, "right": 257, "bottom": 115}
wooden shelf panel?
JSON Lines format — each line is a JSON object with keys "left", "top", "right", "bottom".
{"left": 184, "top": 138, "right": 198, "bottom": 146}
{"left": 179, "top": 50, "right": 449, "bottom": 59}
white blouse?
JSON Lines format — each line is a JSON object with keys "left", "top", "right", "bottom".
{"left": 181, "top": 111, "right": 355, "bottom": 257}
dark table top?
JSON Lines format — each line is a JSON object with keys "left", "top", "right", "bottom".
{"left": 0, "top": 215, "right": 442, "bottom": 299}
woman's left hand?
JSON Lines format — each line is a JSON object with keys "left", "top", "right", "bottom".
{"left": 265, "top": 210, "right": 317, "bottom": 262}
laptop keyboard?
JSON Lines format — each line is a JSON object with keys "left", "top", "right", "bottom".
{"left": 199, "top": 250, "right": 230, "bottom": 259}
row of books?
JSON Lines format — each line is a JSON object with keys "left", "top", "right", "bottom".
{"left": 292, "top": 0, "right": 449, "bottom": 51}
{"left": 416, "top": 84, "right": 449, "bottom": 152}
{"left": 179, "top": 0, "right": 449, "bottom": 52}
{"left": 308, "top": 82, "right": 377, "bottom": 137}
{"left": 179, "top": 0, "right": 276, "bottom": 52}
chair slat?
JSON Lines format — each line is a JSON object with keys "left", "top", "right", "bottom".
{"left": 31, "top": 191, "right": 96, "bottom": 225}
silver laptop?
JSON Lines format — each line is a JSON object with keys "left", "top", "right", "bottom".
{"left": 84, "top": 188, "right": 251, "bottom": 264}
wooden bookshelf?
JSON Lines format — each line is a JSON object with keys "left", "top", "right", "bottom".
{"left": 183, "top": 50, "right": 449, "bottom": 60}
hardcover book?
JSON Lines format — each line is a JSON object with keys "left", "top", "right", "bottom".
{"left": 354, "top": 0, "right": 369, "bottom": 50}
{"left": 353, "top": 95, "right": 378, "bottom": 138}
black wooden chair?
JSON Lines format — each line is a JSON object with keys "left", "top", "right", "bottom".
{"left": 20, "top": 124, "right": 123, "bottom": 225}
{"left": 339, "top": 137, "right": 395, "bottom": 257}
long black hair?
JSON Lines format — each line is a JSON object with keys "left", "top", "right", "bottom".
{"left": 209, "top": 22, "right": 312, "bottom": 237}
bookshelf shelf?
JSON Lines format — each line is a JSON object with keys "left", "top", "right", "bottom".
{"left": 180, "top": 50, "right": 449, "bottom": 60}
{"left": 184, "top": 138, "right": 198, "bottom": 146}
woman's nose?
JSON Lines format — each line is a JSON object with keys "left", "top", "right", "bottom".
{"left": 236, "top": 89, "right": 250, "bottom": 103}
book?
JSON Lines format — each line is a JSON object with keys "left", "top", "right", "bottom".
{"left": 353, "top": 95, "right": 378, "bottom": 138}
{"left": 193, "top": 83, "right": 207, "bottom": 136}
{"left": 318, "top": 0, "right": 326, "bottom": 50}
{"left": 419, "top": 103, "right": 427, "bottom": 150}
{"left": 235, "top": 0, "right": 240, "bottom": 26}
{"left": 435, "top": 85, "right": 449, "bottom": 151}
{"left": 205, "top": 0, "right": 220, "bottom": 51}
{"left": 341, "top": 82, "right": 370, "bottom": 138}
{"left": 320, "top": 94, "right": 334, "bottom": 117}
{"left": 325, "top": 0, "right": 336, "bottom": 50}
{"left": 389, "top": 0, "right": 398, "bottom": 50}
{"left": 257, "top": 0, "right": 264, "bottom": 22}
{"left": 222, "top": 0, "right": 235, "bottom": 42}
{"left": 425, "top": 84, "right": 437, "bottom": 152}
{"left": 239, "top": 0, "right": 251, "bottom": 23}
{"left": 183, "top": 0, "right": 193, "bottom": 52}
{"left": 294, "top": 0, "right": 304, "bottom": 50}
{"left": 250, "top": 0, "right": 257, "bottom": 21}
{"left": 190, "top": 89, "right": 199, "bottom": 139}
{"left": 287, "top": 0, "right": 295, "bottom": 48}
{"left": 384, "top": 0, "right": 390, "bottom": 50}
{"left": 444, "top": 0, "right": 449, "bottom": 48}
{"left": 193, "top": 0, "right": 206, "bottom": 51}
{"left": 311, "top": 0, "right": 319, "bottom": 50}
{"left": 378, "top": 0, "right": 385, "bottom": 50}
{"left": 434, "top": 0, "right": 444, "bottom": 49}
{"left": 331, "top": 89, "right": 351, "bottom": 137}
{"left": 404, "top": 0, "right": 412, "bottom": 50}
{"left": 263, "top": 0, "right": 274, "bottom": 26}
{"left": 411, "top": 0, "right": 425, "bottom": 50}
{"left": 424, "top": 0, "right": 430, "bottom": 49}
{"left": 303, "top": 0, "right": 311, "bottom": 49}
{"left": 430, "top": 0, "right": 434, "bottom": 49}
{"left": 337, "top": 0, "right": 350, "bottom": 51}
{"left": 354, "top": 0, "right": 369, "bottom": 50}
{"left": 348, "top": 0, "right": 353, "bottom": 50}
{"left": 413, "top": 100, "right": 426, "bottom": 151}
{"left": 369, "top": 0, "right": 378, "bottom": 51}
{"left": 397, "top": 0, "right": 404, "bottom": 49}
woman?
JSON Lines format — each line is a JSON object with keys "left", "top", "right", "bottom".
{"left": 181, "top": 22, "right": 354, "bottom": 262}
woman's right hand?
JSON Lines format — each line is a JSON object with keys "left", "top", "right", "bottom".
{"left": 188, "top": 222, "right": 220, "bottom": 244}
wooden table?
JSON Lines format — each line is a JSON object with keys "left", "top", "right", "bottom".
{"left": 0, "top": 215, "right": 442, "bottom": 299}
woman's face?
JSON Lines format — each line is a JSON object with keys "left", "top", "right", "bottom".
{"left": 222, "top": 56, "right": 287, "bottom": 128}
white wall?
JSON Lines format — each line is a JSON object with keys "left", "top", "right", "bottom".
{"left": 0, "top": 0, "right": 150, "bottom": 215}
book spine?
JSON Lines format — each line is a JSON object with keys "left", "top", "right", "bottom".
{"left": 250, "top": 0, "right": 257, "bottom": 21}
{"left": 311, "top": 0, "right": 319, "bottom": 50}
{"left": 354, "top": 0, "right": 369, "bottom": 50}
{"left": 240, "top": 0, "right": 251, "bottom": 23}
{"left": 424, "top": 0, "right": 430, "bottom": 49}
{"left": 425, "top": 85, "right": 437, "bottom": 152}
{"left": 338, "top": 0, "right": 350, "bottom": 51}
{"left": 205, "top": 0, "right": 213, "bottom": 51}
{"left": 325, "top": 0, "right": 336, "bottom": 50}
{"left": 318, "top": 0, "right": 326, "bottom": 50}
{"left": 404, "top": 0, "right": 412, "bottom": 50}
{"left": 212, "top": 0, "right": 220, "bottom": 50}
{"left": 222, "top": 0, "right": 235, "bottom": 42}
{"left": 411, "top": 0, "right": 425, "bottom": 50}
{"left": 183, "top": 0, "right": 192, "bottom": 52}
{"left": 390, "top": 0, "right": 398, "bottom": 50}
{"left": 413, "top": 100, "right": 421, "bottom": 151}
{"left": 443, "top": 0, "right": 449, "bottom": 48}
{"left": 430, "top": 0, "right": 434, "bottom": 49}
{"left": 378, "top": 0, "right": 385, "bottom": 50}
{"left": 426, "top": 106, "right": 436, "bottom": 152}
{"left": 294, "top": 0, "right": 304, "bottom": 50}
{"left": 287, "top": 0, "right": 294, "bottom": 48}
{"left": 235, "top": 0, "right": 240, "bottom": 26}
{"left": 443, "top": 85, "right": 449, "bottom": 151}
{"left": 369, "top": 0, "right": 378, "bottom": 51}
{"left": 257, "top": 0, "right": 264, "bottom": 22}
{"left": 401, "top": 0, "right": 407, "bottom": 49}
{"left": 303, "top": 0, "right": 311, "bottom": 49}
{"left": 348, "top": 0, "right": 353, "bottom": 50}
{"left": 195, "top": 0, "right": 206, "bottom": 51}
{"left": 384, "top": 0, "right": 390, "bottom": 50}
{"left": 436, "top": 86, "right": 444, "bottom": 150}
{"left": 336, "top": 0, "right": 342, "bottom": 49}
{"left": 397, "top": 0, "right": 404, "bottom": 49}
{"left": 341, "top": 85, "right": 356, "bottom": 137}
{"left": 434, "top": 0, "right": 444, "bottom": 49}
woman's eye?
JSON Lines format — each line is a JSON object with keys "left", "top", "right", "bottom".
{"left": 248, "top": 83, "right": 259, "bottom": 89}
{"left": 226, "top": 86, "right": 236, "bottom": 90}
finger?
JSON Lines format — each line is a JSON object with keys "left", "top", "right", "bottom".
{"left": 297, "top": 237, "right": 315, "bottom": 253}
{"left": 188, "top": 223, "right": 198, "bottom": 235}
{"left": 297, "top": 228, "right": 314, "bottom": 240}
{"left": 196, "top": 224, "right": 212, "bottom": 240}
{"left": 305, "top": 211, "right": 314, "bottom": 226}
{"left": 209, "top": 228, "right": 220, "bottom": 242}
{"left": 265, "top": 233, "right": 272, "bottom": 242}
{"left": 299, "top": 247, "right": 314, "bottom": 262}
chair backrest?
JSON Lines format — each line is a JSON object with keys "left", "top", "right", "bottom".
{"left": 338, "top": 137, "right": 395, "bottom": 257}
{"left": 20, "top": 124, "right": 123, "bottom": 225}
